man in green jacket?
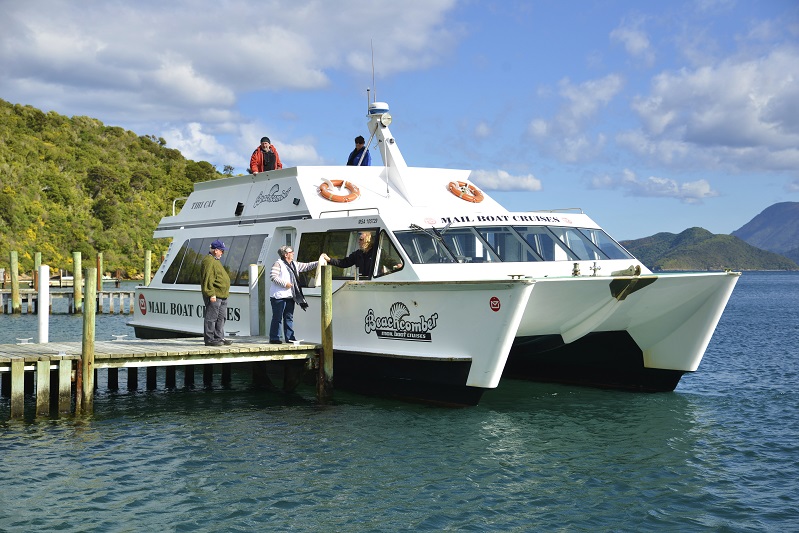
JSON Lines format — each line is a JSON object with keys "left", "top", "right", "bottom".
{"left": 201, "top": 239, "right": 232, "bottom": 346}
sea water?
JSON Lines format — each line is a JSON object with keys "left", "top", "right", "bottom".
{"left": 0, "top": 272, "right": 797, "bottom": 531}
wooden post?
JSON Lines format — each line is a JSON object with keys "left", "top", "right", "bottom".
{"left": 165, "top": 367, "right": 176, "bottom": 388}
{"left": 10, "top": 251, "right": 21, "bottom": 314}
{"left": 80, "top": 267, "right": 97, "bottom": 413}
{"left": 184, "top": 365, "right": 195, "bottom": 387}
{"left": 58, "top": 360, "right": 72, "bottom": 414}
{"left": 146, "top": 367, "right": 157, "bottom": 389}
{"left": 96, "top": 252, "right": 103, "bottom": 292}
{"left": 144, "top": 250, "right": 152, "bottom": 286}
{"left": 34, "top": 252, "right": 41, "bottom": 291}
{"left": 36, "top": 360, "right": 51, "bottom": 417}
{"left": 128, "top": 368, "right": 138, "bottom": 390}
{"left": 73, "top": 252, "right": 83, "bottom": 314}
{"left": 317, "top": 265, "right": 333, "bottom": 402}
{"left": 108, "top": 368, "right": 119, "bottom": 390}
{"left": 10, "top": 359, "right": 24, "bottom": 418}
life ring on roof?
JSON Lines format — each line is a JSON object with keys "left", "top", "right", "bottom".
{"left": 448, "top": 181, "right": 484, "bottom": 203}
{"left": 319, "top": 179, "right": 360, "bottom": 203}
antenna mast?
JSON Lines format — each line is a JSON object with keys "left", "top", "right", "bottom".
{"left": 371, "top": 39, "right": 376, "bottom": 103}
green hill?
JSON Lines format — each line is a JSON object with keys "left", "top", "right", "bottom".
{"left": 0, "top": 98, "right": 226, "bottom": 278}
{"left": 620, "top": 227, "right": 799, "bottom": 271}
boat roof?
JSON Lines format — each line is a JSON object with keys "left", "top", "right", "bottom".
{"left": 155, "top": 102, "right": 601, "bottom": 235}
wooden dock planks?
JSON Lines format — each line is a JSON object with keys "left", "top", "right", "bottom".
{"left": 0, "top": 337, "right": 319, "bottom": 419}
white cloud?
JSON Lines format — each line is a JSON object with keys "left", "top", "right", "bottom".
{"left": 610, "top": 18, "right": 655, "bottom": 66}
{"left": 528, "top": 75, "right": 623, "bottom": 162}
{"left": 0, "top": 0, "right": 459, "bottom": 168}
{"left": 469, "top": 170, "right": 542, "bottom": 192}
{"left": 590, "top": 169, "right": 719, "bottom": 204}
{"left": 624, "top": 45, "right": 799, "bottom": 172}
{"left": 474, "top": 122, "right": 491, "bottom": 139}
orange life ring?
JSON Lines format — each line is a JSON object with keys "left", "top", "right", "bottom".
{"left": 448, "top": 181, "right": 484, "bottom": 203}
{"left": 319, "top": 179, "right": 360, "bottom": 203}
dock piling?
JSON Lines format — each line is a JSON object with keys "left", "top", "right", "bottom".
{"left": 73, "top": 252, "right": 83, "bottom": 314}
{"left": 10, "top": 251, "right": 21, "bottom": 314}
{"left": 80, "top": 268, "right": 97, "bottom": 413}
{"left": 318, "top": 265, "right": 333, "bottom": 403}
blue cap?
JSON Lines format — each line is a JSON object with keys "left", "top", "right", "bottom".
{"left": 210, "top": 239, "right": 226, "bottom": 251}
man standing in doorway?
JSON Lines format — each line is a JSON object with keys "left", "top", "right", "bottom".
{"left": 201, "top": 239, "right": 233, "bottom": 346}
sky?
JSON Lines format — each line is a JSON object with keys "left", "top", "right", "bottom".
{"left": 1, "top": 0, "right": 797, "bottom": 241}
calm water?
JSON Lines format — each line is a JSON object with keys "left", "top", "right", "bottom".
{"left": 1, "top": 272, "right": 798, "bottom": 531}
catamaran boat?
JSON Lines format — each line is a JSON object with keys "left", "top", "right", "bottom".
{"left": 129, "top": 101, "right": 740, "bottom": 406}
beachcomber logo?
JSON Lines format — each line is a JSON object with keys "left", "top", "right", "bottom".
{"left": 364, "top": 302, "right": 439, "bottom": 342}
{"left": 253, "top": 183, "right": 291, "bottom": 207}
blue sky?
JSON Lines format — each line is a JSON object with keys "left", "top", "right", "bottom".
{"left": 1, "top": 0, "right": 797, "bottom": 240}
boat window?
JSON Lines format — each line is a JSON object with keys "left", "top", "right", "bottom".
{"left": 511, "top": 226, "right": 577, "bottom": 261}
{"left": 374, "top": 232, "right": 405, "bottom": 277}
{"left": 297, "top": 228, "right": 385, "bottom": 282}
{"left": 394, "top": 231, "right": 455, "bottom": 264}
{"left": 225, "top": 234, "right": 269, "bottom": 286}
{"left": 175, "top": 238, "right": 211, "bottom": 284}
{"left": 477, "top": 226, "right": 543, "bottom": 262}
{"left": 163, "top": 240, "right": 189, "bottom": 283}
{"left": 547, "top": 227, "right": 607, "bottom": 261}
{"left": 163, "top": 235, "right": 267, "bottom": 286}
{"left": 441, "top": 227, "right": 500, "bottom": 263}
{"left": 577, "top": 228, "right": 633, "bottom": 260}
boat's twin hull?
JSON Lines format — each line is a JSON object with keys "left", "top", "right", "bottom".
{"left": 130, "top": 271, "right": 739, "bottom": 404}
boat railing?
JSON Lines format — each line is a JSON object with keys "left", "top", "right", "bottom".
{"left": 318, "top": 207, "right": 380, "bottom": 219}
{"left": 172, "top": 196, "right": 189, "bottom": 216}
{"left": 532, "top": 207, "right": 585, "bottom": 214}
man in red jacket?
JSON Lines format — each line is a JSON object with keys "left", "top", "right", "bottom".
{"left": 250, "top": 136, "right": 283, "bottom": 173}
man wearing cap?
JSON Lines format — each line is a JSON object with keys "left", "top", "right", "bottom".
{"left": 250, "top": 137, "right": 283, "bottom": 173}
{"left": 201, "top": 239, "right": 233, "bottom": 346}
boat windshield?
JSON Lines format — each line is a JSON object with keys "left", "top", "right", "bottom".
{"left": 395, "top": 226, "right": 632, "bottom": 264}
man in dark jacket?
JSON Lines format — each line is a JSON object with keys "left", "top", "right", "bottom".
{"left": 328, "top": 231, "right": 376, "bottom": 278}
{"left": 346, "top": 135, "right": 371, "bottom": 166}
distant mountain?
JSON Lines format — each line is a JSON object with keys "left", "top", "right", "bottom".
{"left": 620, "top": 227, "right": 798, "bottom": 271}
{"left": 732, "top": 202, "right": 799, "bottom": 263}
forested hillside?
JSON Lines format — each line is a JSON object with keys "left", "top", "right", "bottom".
{"left": 0, "top": 98, "right": 226, "bottom": 277}
{"left": 620, "top": 227, "right": 798, "bottom": 271}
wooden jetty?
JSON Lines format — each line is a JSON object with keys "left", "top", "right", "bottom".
{"left": 1, "top": 249, "right": 149, "bottom": 315}
{"left": 0, "top": 265, "right": 335, "bottom": 419}
{"left": 0, "top": 337, "right": 319, "bottom": 419}
{"left": 0, "top": 289, "right": 136, "bottom": 315}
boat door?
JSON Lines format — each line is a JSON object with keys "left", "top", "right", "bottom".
{"left": 271, "top": 226, "right": 297, "bottom": 254}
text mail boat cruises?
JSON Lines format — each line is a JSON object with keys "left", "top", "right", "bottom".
{"left": 130, "top": 102, "right": 740, "bottom": 406}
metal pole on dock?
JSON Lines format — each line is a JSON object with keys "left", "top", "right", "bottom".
{"left": 37, "top": 265, "right": 49, "bottom": 343}
{"left": 317, "top": 265, "right": 333, "bottom": 402}
{"left": 80, "top": 268, "right": 97, "bottom": 413}
{"left": 73, "top": 252, "right": 83, "bottom": 313}
{"left": 144, "top": 250, "right": 152, "bottom": 286}
{"left": 10, "top": 251, "right": 21, "bottom": 314}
